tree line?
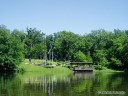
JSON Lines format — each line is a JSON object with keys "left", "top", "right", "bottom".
{"left": 0, "top": 25, "right": 128, "bottom": 71}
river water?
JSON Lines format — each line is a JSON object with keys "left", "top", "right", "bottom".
{"left": 0, "top": 72, "right": 127, "bottom": 96}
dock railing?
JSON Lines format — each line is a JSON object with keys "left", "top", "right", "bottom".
{"left": 70, "top": 62, "right": 94, "bottom": 71}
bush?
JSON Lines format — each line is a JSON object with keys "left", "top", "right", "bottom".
{"left": 124, "top": 69, "right": 128, "bottom": 73}
{"left": 94, "top": 50, "right": 109, "bottom": 67}
{"left": 94, "top": 65, "right": 103, "bottom": 70}
{"left": 74, "top": 51, "right": 86, "bottom": 62}
{"left": 109, "top": 58, "right": 122, "bottom": 69}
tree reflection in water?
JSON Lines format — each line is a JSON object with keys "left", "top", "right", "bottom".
{"left": 0, "top": 72, "right": 127, "bottom": 96}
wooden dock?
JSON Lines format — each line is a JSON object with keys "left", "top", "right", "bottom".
{"left": 70, "top": 62, "right": 94, "bottom": 72}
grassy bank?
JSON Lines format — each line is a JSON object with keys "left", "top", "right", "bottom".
{"left": 18, "top": 59, "right": 73, "bottom": 75}
{"left": 94, "top": 68, "right": 123, "bottom": 73}
{"left": 19, "top": 59, "right": 123, "bottom": 74}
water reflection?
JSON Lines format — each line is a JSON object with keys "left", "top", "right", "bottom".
{"left": 0, "top": 72, "right": 127, "bottom": 96}
{"left": 73, "top": 72, "right": 94, "bottom": 79}
{"left": 24, "top": 76, "right": 71, "bottom": 96}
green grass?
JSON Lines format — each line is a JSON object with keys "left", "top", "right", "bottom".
{"left": 18, "top": 59, "right": 73, "bottom": 75}
{"left": 94, "top": 68, "right": 123, "bottom": 73}
{"left": 19, "top": 59, "right": 123, "bottom": 75}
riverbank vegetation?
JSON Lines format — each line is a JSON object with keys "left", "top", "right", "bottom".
{"left": 0, "top": 24, "right": 128, "bottom": 71}
{"left": 19, "top": 63, "right": 72, "bottom": 74}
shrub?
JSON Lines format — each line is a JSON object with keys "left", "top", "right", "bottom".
{"left": 74, "top": 51, "right": 86, "bottom": 62}
{"left": 94, "top": 50, "right": 109, "bottom": 67}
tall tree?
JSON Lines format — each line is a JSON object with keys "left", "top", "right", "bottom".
{"left": 53, "top": 31, "right": 79, "bottom": 61}
{"left": 25, "top": 28, "right": 46, "bottom": 63}
{"left": 0, "top": 25, "right": 24, "bottom": 71}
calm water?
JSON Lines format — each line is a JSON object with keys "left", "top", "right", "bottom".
{"left": 0, "top": 72, "right": 127, "bottom": 96}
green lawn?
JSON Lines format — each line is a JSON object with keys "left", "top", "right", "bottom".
{"left": 18, "top": 59, "right": 73, "bottom": 75}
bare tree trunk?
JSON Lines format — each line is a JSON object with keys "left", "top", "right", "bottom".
{"left": 29, "top": 42, "right": 32, "bottom": 64}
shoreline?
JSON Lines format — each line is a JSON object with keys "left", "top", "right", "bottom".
{"left": 18, "top": 59, "right": 124, "bottom": 74}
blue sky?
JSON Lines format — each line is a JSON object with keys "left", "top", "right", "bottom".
{"left": 0, "top": 0, "right": 128, "bottom": 35}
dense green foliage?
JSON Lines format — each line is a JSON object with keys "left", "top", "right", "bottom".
{"left": 24, "top": 28, "right": 46, "bottom": 63}
{"left": 0, "top": 25, "right": 24, "bottom": 71}
{"left": 74, "top": 51, "right": 86, "bottom": 62}
{"left": 0, "top": 24, "right": 128, "bottom": 71}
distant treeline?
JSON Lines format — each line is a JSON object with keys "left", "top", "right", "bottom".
{"left": 0, "top": 24, "right": 128, "bottom": 71}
